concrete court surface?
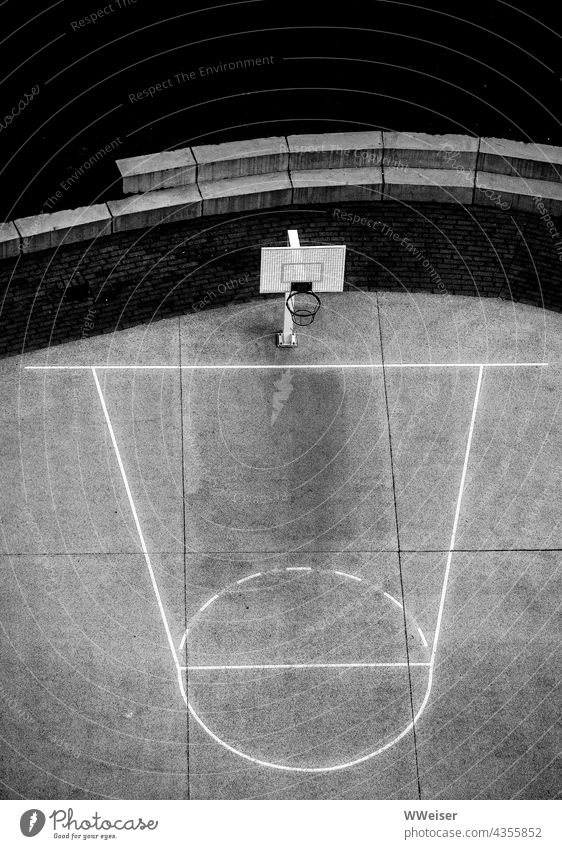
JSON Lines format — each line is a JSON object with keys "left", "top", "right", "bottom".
{"left": 0, "top": 290, "right": 560, "bottom": 800}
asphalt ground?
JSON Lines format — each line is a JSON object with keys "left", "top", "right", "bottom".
{"left": 0, "top": 291, "right": 560, "bottom": 798}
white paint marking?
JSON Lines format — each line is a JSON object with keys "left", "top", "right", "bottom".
{"left": 185, "top": 688, "right": 429, "bottom": 773}
{"left": 236, "top": 572, "right": 262, "bottom": 584}
{"left": 384, "top": 591, "right": 403, "bottom": 610}
{"left": 91, "top": 368, "right": 180, "bottom": 669}
{"left": 182, "top": 662, "right": 431, "bottom": 670}
{"left": 333, "top": 570, "right": 362, "bottom": 581}
{"left": 178, "top": 630, "right": 188, "bottom": 653}
{"left": 199, "top": 594, "right": 219, "bottom": 613}
{"left": 25, "top": 361, "right": 549, "bottom": 371}
{"left": 81, "top": 356, "right": 490, "bottom": 772}
{"left": 286, "top": 566, "right": 312, "bottom": 571}
{"left": 179, "top": 562, "right": 439, "bottom": 771}
{"left": 177, "top": 364, "right": 484, "bottom": 772}
{"left": 431, "top": 364, "right": 484, "bottom": 664}
{"left": 417, "top": 626, "right": 428, "bottom": 649}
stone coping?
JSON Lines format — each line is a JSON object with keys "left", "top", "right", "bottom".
{"left": 2, "top": 132, "right": 562, "bottom": 255}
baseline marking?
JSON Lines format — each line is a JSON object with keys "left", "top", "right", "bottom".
{"left": 25, "top": 362, "right": 549, "bottom": 371}
{"left": 182, "top": 662, "right": 431, "bottom": 671}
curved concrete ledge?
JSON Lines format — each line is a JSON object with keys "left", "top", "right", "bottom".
{"left": 2, "top": 131, "right": 562, "bottom": 256}
{"left": 13, "top": 204, "right": 112, "bottom": 253}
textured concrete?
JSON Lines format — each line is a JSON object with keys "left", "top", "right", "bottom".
{"left": 1, "top": 292, "right": 560, "bottom": 799}
{"left": 193, "top": 137, "right": 288, "bottom": 182}
{"left": 458, "top": 365, "right": 562, "bottom": 550}
{"left": 181, "top": 367, "right": 395, "bottom": 553}
{"left": 14, "top": 204, "right": 112, "bottom": 252}
{"left": 475, "top": 171, "right": 562, "bottom": 214}
{"left": 478, "top": 137, "right": 562, "bottom": 182}
{"left": 377, "top": 291, "right": 562, "bottom": 365}
{"left": 116, "top": 148, "right": 197, "bottom": 194}
{"left": 383, "top": 131, "right": 478, "bottom": 171}
{"left": 0, "top": 222, "right": 20, "bottom": 259}
{"left": 0, "top": 552, "right": 187, "bottom": 799}
{"left": 384, "top": 166, "right": 474, "bottom": 204}
{"left": 199, "top": 173, "right": 292, "bottom": 215}
{"left": 288, "top": 131, "right": 383, "bottom": 170}
{"left": 385, "top": 367, "right": 482, "bottom": 550}
{"left": 402, "top": 550, "right": 561, "bottom": 799}
{"left": 291, "top": 167, "right": 383, "bottom": 204}
{"left": 108, "top": 185, "right": 202, "bottom": 232}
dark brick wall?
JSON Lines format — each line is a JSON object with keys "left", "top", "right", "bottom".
{"left": 1, "top": 201, "right": 561, "bottom": 358}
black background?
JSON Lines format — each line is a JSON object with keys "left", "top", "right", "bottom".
{"left": 1, "top": 0, "right": 560, "bottom": 219}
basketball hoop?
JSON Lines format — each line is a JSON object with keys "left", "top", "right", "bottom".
{"left": 286, "top": 289, "right": 321, "bottom": 327}
{"left": 260, "top": 229, "right": 346, "bottom": 347}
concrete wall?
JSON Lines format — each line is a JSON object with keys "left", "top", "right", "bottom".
{"left": 1, "top": 199, "right": 561, "bottom": 358}
{"left": 2, "top": 133, "right": 562, "bottom": 256}
{"left": 2, "top": 132, "right": 562, "bottom": 357}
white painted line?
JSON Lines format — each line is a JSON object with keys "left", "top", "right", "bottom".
{"left": 333, "top": 570, "right": 362, "bottom": 581}
{"left": 417, "top": 626, "right": 429, "bottom": 649}
{"left": 431, "top": 364, "right": 484, "bottom": 664}
{"left": 186, "top": 676, "right": 431, "bottom": 772}
{"left": 25, "top": 361, "right": 549, "bottom": 371}
{"left": 199, "top": 594, "right": 219, "bottom": 613}
{"left": 175, "top": 361, "right": 488, "bottom": 773}
{"left": 236, "top": 572, "right": 262, "bottom": 584}
{"left": 286, "top": 566, "right": 312, "bottom": 571}
{"left": 384, "top": 591, "right": 403, "bottom": 610}
{"left": 91, "top": 368, "right": 180, "bottom": 670}
{"left": 178, "top": 630, "right": 188, "bottom": 653}
{"left": 182, "top": 662, "right": 432, "bottom": 670}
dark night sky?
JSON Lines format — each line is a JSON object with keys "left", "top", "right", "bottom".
{"left": 1, "top": 0, "right": 560, "bottom": 219}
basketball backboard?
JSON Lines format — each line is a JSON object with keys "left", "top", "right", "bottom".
{"left": 259, "top": 244, "right": 346, "bottom": 293}
{"left": 260, "top": 230, "right": 347, "bottom": 347}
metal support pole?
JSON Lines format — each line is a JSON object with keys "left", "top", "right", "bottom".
{"left": 276, "top": 230, "right": 300, "bottom": 347}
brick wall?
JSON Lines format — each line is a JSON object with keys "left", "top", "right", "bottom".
{"left": 1, "top": 200, "right": 561, "bottom": 358}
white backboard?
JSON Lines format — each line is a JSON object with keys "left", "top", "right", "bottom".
{"left": 260, "top": 245, "right": 346, "bottom": 293}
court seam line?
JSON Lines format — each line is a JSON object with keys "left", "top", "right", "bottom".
{"left": 91, "top": 368, "right": 181, "bottom": 674}
{"left": 375, "top": 291, "right": 422, "bottom": 799}
{"left": 178, "top": 317, "right": 191, "bottom": 801}
{"left": 24, "top": 362, "right": 549, "bottom": 370}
